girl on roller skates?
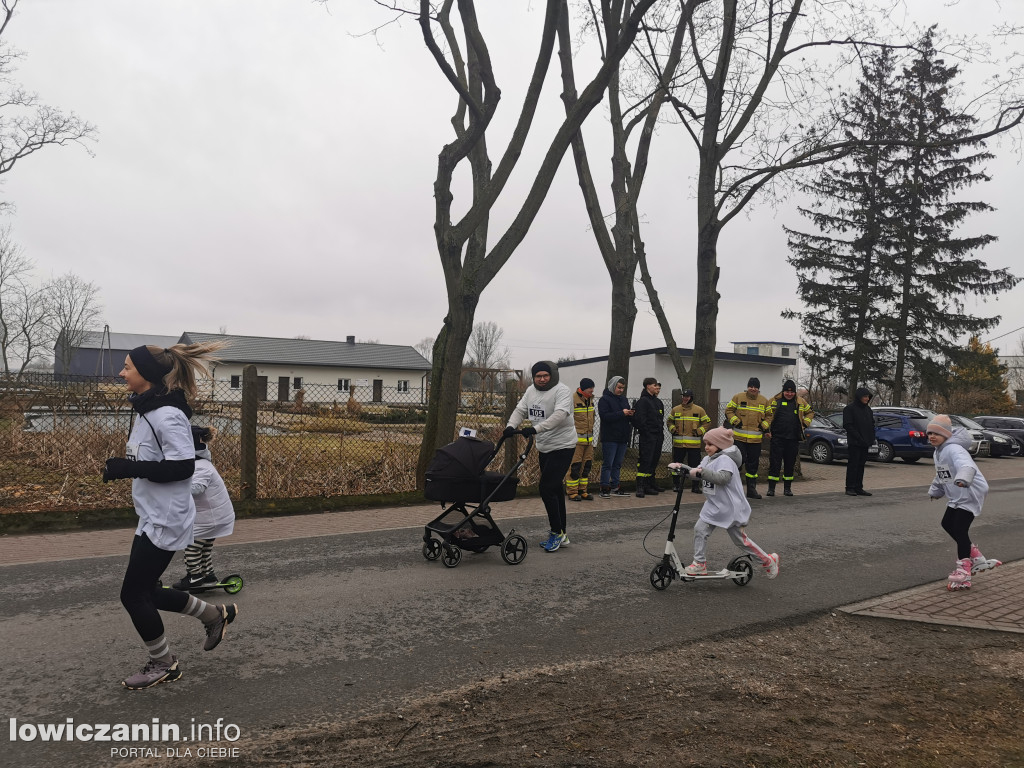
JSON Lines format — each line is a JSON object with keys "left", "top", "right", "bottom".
{"left": 926, "top": 415, "right": 1001, "bottom": 591}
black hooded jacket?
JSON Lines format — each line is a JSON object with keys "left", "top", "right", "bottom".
{"left": 842, "top": 387, "right": 876, "bottom": 448}
{"left": 632, "top": 389, "right": 665, "bottom": 438}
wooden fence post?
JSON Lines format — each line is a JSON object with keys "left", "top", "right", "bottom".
{"left": 503, "top": 379, "right": 519, "bottom": 473}
{"left": 240, "top": 364, "right": 258, "bottom": 501}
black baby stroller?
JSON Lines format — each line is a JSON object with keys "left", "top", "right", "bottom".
{"left": 421, "top": 431, "right": 534, "bottom": 568}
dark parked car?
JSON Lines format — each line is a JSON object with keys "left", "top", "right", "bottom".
{"left": 950, "top": 414, "right": 1020, "bottom": 458}
{"left": 800, "top": 415, "right": 879, "bottom": 464}
{"left": 972, "top": 416, "right": 1024, "bottom": 453}
{"left": 827, "top": 407, "right": 935, "bottom": 463}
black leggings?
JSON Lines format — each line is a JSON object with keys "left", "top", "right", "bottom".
{"left": 538, "top": 447, "right": 575, "bottom": 534}
{"left": 120, "top": 533, "right": 191, "bottom": 642}
{"left": 940, "top": 506, "right": 975, "bottom": 560}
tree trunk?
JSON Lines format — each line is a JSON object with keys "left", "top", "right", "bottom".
{"left": 690, "top": 209, "right": 720, "bottom": 405}
{"left": 416, "top": 293, "right": 478, "bottom": 485}
{"left": 605, "top": 266, "right": 637, "bottom": 384}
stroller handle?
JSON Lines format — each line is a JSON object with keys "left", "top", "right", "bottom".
{"left": 495, "top": 430, "right": 535, "bottom": 460}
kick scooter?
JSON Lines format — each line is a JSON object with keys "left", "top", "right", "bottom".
{"left": 157, "top": 574, "right": 244, "bottom": 595}
{"left": 649, "top": 464, "right": 755, "bottom": 590}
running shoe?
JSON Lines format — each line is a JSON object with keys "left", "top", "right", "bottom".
{"left": 540, "top": 532, "right": 562, "bottom": 552}
{"left": 203, "top": 604, "right": 238, "bottom": 651}
{"left": 683, "top": 561, "right": 707, "bottom": 576}
{"left": 764, "top": 553, "right": 780, "bottom": 580}
{"left": 122, "top": 656, "right": 181, "bottom": 690}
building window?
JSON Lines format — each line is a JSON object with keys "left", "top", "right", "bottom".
{"left": 293, "top": 377, "right": 302, "bottom": 389}
{"left": 230, "top": 375, "right": 240, "bottom": 389}
{"left": 397, "top": 380, "right": 410, "bottom": 393}
{"left": 338, "top": 378, "right": 350, "bottom": 392}
{"left": 781, "top": 347, "right": 790, "bottom": 357}
{"left": 746, "top": 346, "right": 759, "bottom": 356}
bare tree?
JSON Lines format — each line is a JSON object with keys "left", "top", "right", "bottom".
{"left": 560, "top": 0, "right": 707, "bottom": 387}
{"left": 45, "top": 272, "right": 102, "bottom": 375}
{"left": 391, "top": 0, "right": 660, "bottom": 484}
{"left": 629, "top": 0, "right": 1024, "bottom": 405}
{"left": 413, "top": 336, "right": 435, "bottom": 363}
{"left": 0, "top": 227, "right": 50, "bottom": 378}
{"left": 465, "top": 321, "right": 510, "bottom": 370}
{"left": 0, "top": 1, "right": 96, "bottom": 211}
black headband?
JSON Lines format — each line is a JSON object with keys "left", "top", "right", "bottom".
{"left": 129, "top": 345, "right": 172, "bottom": 385}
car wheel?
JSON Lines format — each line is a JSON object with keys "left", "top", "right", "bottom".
{"left": 901, "top": 456, "right": 920, "bottom": 464}
{"left": 876, "top": 441, "right": 895, "bottom": 463}
{"left": 1011, "top": 440, "right": 1023, "bottom": 457}
{"left": 809, "top": 440, "right": 833, "bottom": 464}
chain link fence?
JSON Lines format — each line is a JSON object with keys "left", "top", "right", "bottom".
{"left": 1, "top": 371, "right": 751, "bottom": 515}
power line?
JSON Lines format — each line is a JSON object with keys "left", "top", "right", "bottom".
{"left": 983, "top": 325, "right": 1024, "bottom": 344}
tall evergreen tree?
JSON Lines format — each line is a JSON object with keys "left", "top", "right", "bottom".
{"left": 788, "top": 30, "right": 1019, "bottom": 403}
{"left": 784, "top": 47, "right": 901, "bottom": 396}
{"left": 885, "top": 28, "right": 1019, "bottom": 404}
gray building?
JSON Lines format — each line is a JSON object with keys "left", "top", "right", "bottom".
{"left": 54, "top": 330, "right": 181, "bottom": 378}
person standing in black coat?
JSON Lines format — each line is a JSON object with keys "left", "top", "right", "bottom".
{"left": 597, "top": 376, "right": 634, "bottom": 497}
{"left": 633, "top": 377, "right": 666, "bottom": 497}
{"left": 842, "top": 387, "right": 876, "bottom": 497}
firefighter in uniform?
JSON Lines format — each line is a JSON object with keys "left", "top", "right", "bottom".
{"left": 565, "top": 378, "right": 596, "bottom": 501}
{"left": 633, "top": 378, "right": 665, "bottom": 497}
{"left": 666, "top": 388, "right": 711, "bottom": 493}
{"left": 725, "top": 377, "right": 771, "bottom": 499}
{"left": 765, "top": 379, "right": 814, "bottom": 497}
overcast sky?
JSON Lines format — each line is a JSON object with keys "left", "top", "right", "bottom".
{"left": 4, "top": 0, "right": 1024, "bottom": 375}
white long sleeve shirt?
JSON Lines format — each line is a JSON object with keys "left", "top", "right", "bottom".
{"left": 507, "top": 382, "right": 576, "bottom": 453}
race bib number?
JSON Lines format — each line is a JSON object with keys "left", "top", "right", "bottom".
{"left": 936, "top": 465, "right": 952, "bottom": 482}
{"left": 702, "top": 479, "right": 716, "bottom": 496}
{"left": 529, "top": 405, "right": 547, "bottom": 422}
{"left": 126, "top": 442, "right": 140, "bottom": 461}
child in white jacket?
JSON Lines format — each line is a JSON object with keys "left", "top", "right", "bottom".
{"left": 172, "top": 426, "right": 236, "bottom": 591}
{"left": 927, "top": 415, "right": 1000, "bottom": 590}
{"left": 682, "top": 427, "right": 779, "bottom": 579}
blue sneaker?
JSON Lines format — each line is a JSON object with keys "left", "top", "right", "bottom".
{"left": 541, "top": 532, "right": 561, "bottom": 552}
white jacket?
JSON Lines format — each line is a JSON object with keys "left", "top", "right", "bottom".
{"left": 929, "top": 427, "right": 988, "bottom": 516}
{"left": 191, "top": 451, "right": 235, "bottom": 539}
{"left": 697, "top": 445, "right": 751, "bottom": 528}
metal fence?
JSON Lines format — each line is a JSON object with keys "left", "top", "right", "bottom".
{"left": 1, "top": 371, "right": 739, "bottom": 514}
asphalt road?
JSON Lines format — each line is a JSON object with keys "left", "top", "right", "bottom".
{"left": 5, "top": 478, "right": 1024, "bottom": 767}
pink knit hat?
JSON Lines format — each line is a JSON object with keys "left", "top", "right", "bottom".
{"left": 927, "top": 414, "right": 953, "bottom": 438}
{"left": 704, "top": 426, "right": 734, "bottom": 450}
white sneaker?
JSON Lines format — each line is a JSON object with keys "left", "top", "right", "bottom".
{"left": 763, "top": 553, "right": 780, "bottom": 580}
{"left": 683, "top": 561, "right": 707, "bottom": 576}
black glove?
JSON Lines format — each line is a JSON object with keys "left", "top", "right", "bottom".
{"left": 502, "top": 426, "right": 516, "bottom": 439}
{"left": 103, "top": 457, "right": 137, "bottom": 483}
{"left": 520, "top": 426, "right": 537, "bottom": 438}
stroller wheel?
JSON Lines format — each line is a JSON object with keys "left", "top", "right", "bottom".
{"left": 422, "top": 539, "right": 442, "bottom": 561}
{"left": 650, "top": 563, "right": 673, "bottom": 591}
{"left": 500, "top": 534, "right": 528, "bottom": 565}
{"left": 441, "top": 544, "right": 462, "bottom": 568}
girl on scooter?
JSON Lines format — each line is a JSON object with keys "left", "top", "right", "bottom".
{"left": 683, "top": 427, "right": 779, "bottom": 579}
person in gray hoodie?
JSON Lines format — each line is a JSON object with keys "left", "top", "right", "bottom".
{"left": 679, "top": 426, "right": 779, "bottom": 579}
{"left": 926, "top": 414, "right": 1001, "bottom": 591}
{"left": 504, "top": 361, "right": 577, "bottom": 552}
